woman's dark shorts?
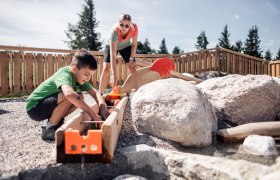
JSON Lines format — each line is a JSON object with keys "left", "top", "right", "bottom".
{"left": 104, "top": 45, "right": 134, "bottom": 63}
{"left": 27, "top": 93, "right": 58, "bottom": 121}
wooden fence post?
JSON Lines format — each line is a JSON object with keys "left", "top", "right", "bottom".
{"left": 12, "top": 52, "right": 22, "bottom": 96}
{"left": 216, "top": 48, "right": 221, "bottom": 75}
{"left": 0, "top": 52, "right": 9, "bottom": 96}
{"left": 25, "top": 53, "right": 34, "bottom": 94}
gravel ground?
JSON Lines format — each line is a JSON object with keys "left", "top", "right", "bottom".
{"left": 0, "top": 94, "right": 279, "bottom": 178}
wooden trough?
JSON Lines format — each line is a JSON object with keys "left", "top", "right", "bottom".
{"left": 56, "top": 95, "right": 128, "bottom": 163}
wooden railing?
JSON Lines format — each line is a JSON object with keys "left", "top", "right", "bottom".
{"left": 177, "top": 48, "right": 218, "bottom": 73}
{"left": 269, "top": 60, "right": 280, "bottom": 77}
{"left": 0, "top": 45, "right": 171, "bottom": 96}
{"left": 0, "top": 45, "right": 279, "bottom": 97}
{"left": 217, "top": 48, "right": 270, "bottom": 75}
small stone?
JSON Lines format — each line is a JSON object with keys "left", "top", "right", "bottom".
{"left": 243, "top": 135, "right": 278, "bottom": 156}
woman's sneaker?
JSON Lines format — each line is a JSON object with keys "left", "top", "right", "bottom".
{"left": 41, "top": 119, "right": 65, "bottom": 141}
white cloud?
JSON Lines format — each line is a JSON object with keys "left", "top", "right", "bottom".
{"left": 0, "top": 0, "right": 279, "bottom": 55}
{"left": 263, "top": 40, "right": 280, "bottom": 47}
{"left": 267, "top": 2, "right": 280, "bottom": 15}
{"left": 235, "top": 14, "right": 240, "bottom": 19}
{"left": 137, "top": 16, "right": 145, "bottom": 21}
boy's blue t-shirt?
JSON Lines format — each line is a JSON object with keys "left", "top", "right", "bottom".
{"left": 26, "top": 66, "right": 92, "bottom": 111}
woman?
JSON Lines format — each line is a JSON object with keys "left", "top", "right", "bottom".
{"left": 99, "top": 13, "right": 138, "bottom": 94}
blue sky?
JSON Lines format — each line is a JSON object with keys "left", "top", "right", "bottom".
{"left": 0, "top": 0, "right": 279, "bottom": 57}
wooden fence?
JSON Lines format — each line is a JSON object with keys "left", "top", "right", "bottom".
{"left": 269, "top": 60, "right": 280, "bottom": 77}
{"left": 0, "top": 45, "right": 279, "bottom": 97}
{"left": 0, "top": 45, "right": 172, "bottom": 97}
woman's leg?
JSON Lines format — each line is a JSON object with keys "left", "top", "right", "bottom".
{"left": 99, "top": 45, "right": 111, "bottom": 94}
{"left": 99, "top": 62, "right": 111, "bottom": 94}
{"left": 119, "top": 45, "right": 138, "bottom": 90}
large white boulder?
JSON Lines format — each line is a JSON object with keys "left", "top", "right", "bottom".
{"left": 131, "top": 78, "right": 217, "bottom": 147}
{"left": 197, "top": 75, "right": 280, "bottom": 125}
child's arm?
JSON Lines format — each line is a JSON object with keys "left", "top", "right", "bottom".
{"left": 87, "top": 88, "right": 110, "bottom": 120}
{"left": 87, "top": 88, "right": 106, "bottom": 106}
{"left": 61, "top": 84, "right": 101, "bottom": 122}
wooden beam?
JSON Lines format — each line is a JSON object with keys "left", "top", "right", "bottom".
{"left": 217, "top": 121, "right": 280, "bottom": 142}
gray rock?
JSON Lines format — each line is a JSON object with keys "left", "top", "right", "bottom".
{"left": 277, "top": 112, "right": 280, "bottom": 120}
{"left": 194, "top": 71, "right": 227, "bottom": 80}
{"left": 119, "top": 144, "right": 270, "bottom": 180}
{"left": 243, "top": 135, "right": 278, "bottom": 156}
{"left": 117, "top": 144, "right": 170, "bottom": 179}
{"left": 260, "top": 157, "right": 280, "bottom": 180}
{"left": 113, "top": 174, "right": 147, "bottom": 180}
{"left": 131, "top": 78, "right": 217, "bottom": 147}
{"left": 197, "top": 74, "right": 280, "bottom": 125}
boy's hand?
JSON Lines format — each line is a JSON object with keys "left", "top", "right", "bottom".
{"left": 90, "top": 112, "right": 102, "bottom": 129}
{"left": 99, "top": 104, "right": 110, "bottom": 120}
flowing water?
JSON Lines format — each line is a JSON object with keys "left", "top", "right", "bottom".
{"left": 81, "top": 155, "right": 86, "bottom": 180}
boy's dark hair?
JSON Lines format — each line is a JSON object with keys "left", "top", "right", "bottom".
{"left": 71, "top": 50, "right": 98, "bottom": 70}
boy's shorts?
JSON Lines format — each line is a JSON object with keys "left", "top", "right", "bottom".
{"left": 104, "top": 45, "right": 135, "bottom": 63}
{"left": 27, "top": 93, "right": 58, "bottom": 121}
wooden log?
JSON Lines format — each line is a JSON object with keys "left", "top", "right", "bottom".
{"left": 102, "top": 96, "right": 128, "bottom": 162}
{"left": 118, "top": 67, "right": 160, "bottom": 93}
{"left": 56, "top": 96, "right": 128, "bottom": 163}
{"left": 216, "top": 121, "right": 280, "bottom": 142}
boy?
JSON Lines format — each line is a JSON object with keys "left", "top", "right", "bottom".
{"left": 26, "top": 50, "right": 110, "bottom": 141}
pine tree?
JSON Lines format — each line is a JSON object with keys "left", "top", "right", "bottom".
{"left": 143, "top": 38, "right": 153, "bottom": 54}
{"left": 172, "top": 46, "right": 184, "bottom": 54}
{"left": 195, "top": 31, "right": 209, "bottom": 50}
{"left": 65, "top": 0, "right": 102, "bottom": 50}
{"left": 218, "top": 25, "right": 232, "bottom": 50}
{"left": 137, "top": 38, "right": 154, "bottom": 54}
{"left": 243, "top": 25, "right": 262, "bottom": 58}
{"left": 172, "top": 46, "right": 180, "bottom": 54}
{"left": 264, "top": 49, "right": 272, "bottom": 61}
{"left": 232, "top": 40, "right": 243, "bottom": 53}
{"left": 137, "top": 41, "right": 144, "bottom": 54}
{"left": 275, "top": 48, "right": 280, "bottom": 60}
{"left": 158, "top": 38, "right": 169, "bottom": 54}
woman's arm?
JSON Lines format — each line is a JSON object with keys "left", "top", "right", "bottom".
{"left": 130, "top": 34, "right": 138, "bottom": 59}
{"left": 128, "top": 34, "right": 138, "bottom": 73}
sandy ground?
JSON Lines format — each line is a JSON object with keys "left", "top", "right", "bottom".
{"left": 0, "top": 94, "right": 279, "bottom": 179}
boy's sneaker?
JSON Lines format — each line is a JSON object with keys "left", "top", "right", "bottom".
{"left": 41, "top": 118, "right": 65, "bottom": 141}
